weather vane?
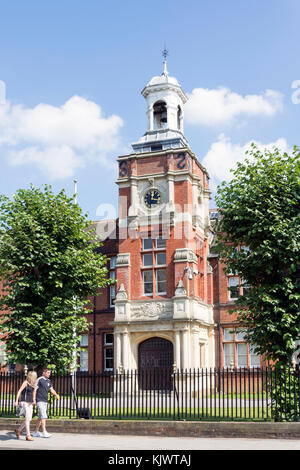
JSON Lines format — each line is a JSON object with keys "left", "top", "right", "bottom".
{"left": 162, "top": 45, "right": 169, "bottom": 61}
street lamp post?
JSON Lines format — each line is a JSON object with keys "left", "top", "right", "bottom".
{"left": 71, "top": 179, "right": 78, "bottom": 410}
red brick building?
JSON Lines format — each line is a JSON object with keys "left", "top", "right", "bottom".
{"left": 208, "top": 213, "right": 262, "bottom": 370}
{"left": 79, "top": 60, "right": 262, "bottom": 375}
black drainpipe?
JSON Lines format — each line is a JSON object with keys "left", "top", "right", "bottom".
{"left": 93, "top": 295, "right": 96, "bottom": 394}
{"left": 216, "top": 258, "right": 222, "bottom": 390}
{"left": 93, "top": 295, "right": 96, "bottom": 373}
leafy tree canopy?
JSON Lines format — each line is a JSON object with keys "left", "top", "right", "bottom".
{"left": 0, "top": 185, "right": 112, "bottom": 371}
{"left": 215, "top": 144, "right": 300, "bottom": 364}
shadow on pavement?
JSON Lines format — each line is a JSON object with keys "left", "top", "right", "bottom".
{"left": 0, "top": 431, "right": 19, "bottom": 441}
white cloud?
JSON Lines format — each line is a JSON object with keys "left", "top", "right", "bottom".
{"left": 9, "top": 146, "right": 84, "bottom": 180}
{"left": 0, "top": 96, "right": 124, "bottom": 179}
{"left": 202, "top": 134, "right": 290, "bottom": 191}
{"left": 185, "top": 87, "right": 283, "bottom": 127}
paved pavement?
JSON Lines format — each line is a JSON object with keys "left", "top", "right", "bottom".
{"left": 1, "top": 430, "right": 300, "bottom": 450}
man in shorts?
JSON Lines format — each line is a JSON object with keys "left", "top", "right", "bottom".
{"left": 32, "top": 367, "right": 60, "bottom": 438}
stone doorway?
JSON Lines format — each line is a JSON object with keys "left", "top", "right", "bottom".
{"left": 138, "top": 337, "right": 173, "bottom": 390}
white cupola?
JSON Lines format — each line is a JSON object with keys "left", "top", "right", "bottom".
{"left": 132, "top": 54, "right": 189, "bottom": 153}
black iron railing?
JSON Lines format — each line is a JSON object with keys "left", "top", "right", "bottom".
{"left": 1, "top": 367, "right": 299, "bottom": 421}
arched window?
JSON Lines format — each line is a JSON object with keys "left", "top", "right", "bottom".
{"left": 153, "top": 101, "right": 167, "bottom": 130}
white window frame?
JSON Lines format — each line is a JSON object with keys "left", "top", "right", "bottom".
{"left": 110, "top": 257, "right": 116, "bottom": 269}
{"left": 228, "top": 276, "right": 240, "bottom": 301}
{"left": 104, "top": 348, "right": 113, "bottom": 372}
{"left": 237, "top": 343, "right": 248, "bottom": 368}
{"left": 236, "top": 329, "right": 245, "bottom": 341}
{"left": 223, "top": 328, "right": 261, "bottom": 368}
{"left": 241, "top": 279, "right": 251, "bottom": 296}
{"left": 110, "top": 271, "right": 116, "bottom": 308}
{"left": 249, "top": 345, "right": 261, "bottom": 368}
{"left": 80, "top": 334, "right": 89, "bottom": 347}
{"left": 156, "top": 269, "right": 166, "bottom": 295}
{"left": 143, "top": 270, "right": 153, "bottom": 296}
{"left": 79, "top": 334, "right": 88, "bottom": 371}
{"left": 224, "top": 343, "right": 234, "bottom": 368}
{"left": 80, "top": 350, "right": 89, "bottom": 372}
{"left": 143, "top": 253, "right": 153, "bottom": 267}
{"left": 155, "top": 238, "right": 166, "bottom": 250}
{"left": 142, "top": 238, "right": 153, "bottom": 251}
{"left": 103, "top": 333, "right": 114, "bottom": 372}
{"left": 223, "top": 328, "right": 234, "bottom": 341}
{"left": 155, "top": 252, "right": 166, "bottom": 266}
{"left": 104, "top": 333, "right": 113, "bottom": 346}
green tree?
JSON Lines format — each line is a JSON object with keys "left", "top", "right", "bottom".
{"left": 0, "top": 185, "right": 112, "bottom": 372}
{"left": 215, "top": 144, "right": 300, "bottom": 365}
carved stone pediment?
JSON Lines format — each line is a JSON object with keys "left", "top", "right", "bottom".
{"left": 131, "top": 300, "right": 172, "bottom": 320}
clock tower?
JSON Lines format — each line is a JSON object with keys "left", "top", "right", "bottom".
{"left": 113, "top": 57, "right": 215, "bottom": 374}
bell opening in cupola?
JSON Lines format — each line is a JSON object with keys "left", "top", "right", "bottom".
{"left": 160, "top": 112, "right": 167, "bottom": 124}
{"left": 153, "top": 100, "right": 167, "bottom": 129}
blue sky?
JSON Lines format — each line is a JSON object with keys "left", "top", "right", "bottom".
{"left": 0, "top": 0, "right": 299, "bottom": 218}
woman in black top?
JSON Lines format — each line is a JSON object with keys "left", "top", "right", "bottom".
{"left": 14, "top": 370, "right": 37, "bottom": 441}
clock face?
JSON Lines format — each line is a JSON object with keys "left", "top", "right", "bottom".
{"left": 144, "top": 189, "right": 161, "bottom": 209}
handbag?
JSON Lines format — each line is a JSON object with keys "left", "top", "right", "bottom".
{"left": 16, "top": 403, "right": 26, "bottom": 417}
{"left": 16, "top": 384, "right": 27, "bottom": 417}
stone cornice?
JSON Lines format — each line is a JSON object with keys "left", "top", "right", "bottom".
{"left": 116, "top": 171, "right": 209, "bottom": 189}
{"left": 141, "top": 83, "right": 188, "bottom": 103}
{"left": 174, "top": 248, "right": 198, "bottom": 264}
{"left": 117, "top": 147, "right": 210, "bottom": 178}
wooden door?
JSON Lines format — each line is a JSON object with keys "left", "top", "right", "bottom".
{"left": 138, "top": 337, "right": 173, "bottom": 390}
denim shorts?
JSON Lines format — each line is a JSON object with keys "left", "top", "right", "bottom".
{"left": 36, "top": 401, "right": 48, "bottom": 419}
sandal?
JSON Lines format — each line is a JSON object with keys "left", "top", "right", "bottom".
{"left": 15, "top": 429, "right": 21, "bottom": 439}
{"left": 26, "top": 435, "right": 34, "bottom": 441}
